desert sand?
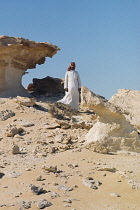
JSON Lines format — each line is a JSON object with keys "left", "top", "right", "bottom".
{"left": 0, "top": 96, "right": 140, "bottom": 210}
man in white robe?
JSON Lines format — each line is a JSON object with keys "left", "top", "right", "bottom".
{"left": 58, "top": 62, "right": 81, "bottom": 110}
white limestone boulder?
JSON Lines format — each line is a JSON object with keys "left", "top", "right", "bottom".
{"left": 81, "top": 86, "right": 140, "bottom": 154}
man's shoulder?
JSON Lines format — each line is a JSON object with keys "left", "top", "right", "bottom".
{"left": 74, "top": 70, "right": 79, "bottom": 73}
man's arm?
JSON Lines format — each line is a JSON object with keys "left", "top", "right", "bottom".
{"left": 64, "top": 72, "right": 68, "bottom": 91}
{"left": 77, "top": 72, "right": 81, "bottom": 91}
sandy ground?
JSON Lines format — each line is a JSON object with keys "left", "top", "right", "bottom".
{"left": 0, "top": 97, "right": 140, "bottom": 210}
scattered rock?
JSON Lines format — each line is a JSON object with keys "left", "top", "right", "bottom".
{"left": 83, "top": 178, "right": 102, "bottom": 189}
{"left": 110, "top": 193, "right": 121, "bottom": 197}
{"left": 12, "top": 144, "right": 20, "bottom": 154}
{"left": 58, "top": 185, "right": 73, "bottom": 191}
{"left": 30, "top": 184, "right": 44, "bottom": 195}
{"left": 21, "top": 122, "right": 34, "bottom": 127}
{"left": 49, "top": 192, "right": 60, "bottom": 199}
{"left": 63, "top": 199, "right": 72, "bottom": 203}
{"left": 20, "top": 201, "right": 31, "bottom": 209}
{"left": 5, "top": 124, "right": 24, "bottom": 137}
{"left": 0, "top": 204, "right": 6, "bottom": 207}
{"left": 97, "top": 167, "right": 116, "bottom": 173}
{"left": 42, "top": 165, "right": 57, "bottom": 173}
{"left": 35, "top": 175, "right": 42, "bottom": 181}
{"left": 37, "top": 199, "right": 52, "bottom": 209}
{"left": 44, "top": 123, "right": 60, "bottom": 129}
{"left": 56, "top": 120, "right": 71, "bottom": 129}
{"left": 55, "top": 134, "right": 71, "bottom": 144}
{"left": 0, "top": 110, "right": 15, "bottom": 121}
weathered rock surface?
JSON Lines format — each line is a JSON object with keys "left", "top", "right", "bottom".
{"left": 81, "top": 86, "right": 140, "bottom": 153}
{"left": 109, "top": 89, "right": 140, "bottom": 131}
{"left": 29, "top": 76, "right": 65, "bottom": 96}
{"left": 0, "top": 35, "right": 60, "bottom": 97}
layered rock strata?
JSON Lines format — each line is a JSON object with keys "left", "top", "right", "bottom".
{"left": 0, "top": 35, "right": 60, "bottom": 97}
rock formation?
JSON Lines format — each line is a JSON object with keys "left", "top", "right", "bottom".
{"left": 109, "top": 89, "right": 140, "bottom": 131}
{"left": 28, "top": 76, "right": 64, "bottom": 96}
{"left": 0, "top": 35, "right": 60, "bottom": 97}
{"left": 81, "top": 86, "right": 140, "bottom": 154}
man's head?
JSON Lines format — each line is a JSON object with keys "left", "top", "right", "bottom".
{"left": 70, "top": 62, "right": 76, "bottom": 70}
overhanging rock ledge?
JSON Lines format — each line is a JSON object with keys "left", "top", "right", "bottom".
{"left": 0, "top": 35, "right": 60, "bottom": 97}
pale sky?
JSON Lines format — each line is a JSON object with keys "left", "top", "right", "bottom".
{"left": 0, "top": 0, "right": 139, "bottom": 99}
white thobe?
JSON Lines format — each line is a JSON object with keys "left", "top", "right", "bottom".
{"left": 59, "top": 70, "right": 81, "bottom": 110}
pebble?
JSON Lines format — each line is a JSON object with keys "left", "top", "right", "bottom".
{"left": 12, "top": 144, "right": 20, "bottom": 154}
{"left": 35, "top": 175, "right": 42, "bottom": 181}
{"left": 63, "top": 199, "right": 72, "bottom": 203}
{"left": 110, "top": 193, "right": 121, "bottom": 197}
{"left": 30, "top": 184, "right": 44, "bottom": 195}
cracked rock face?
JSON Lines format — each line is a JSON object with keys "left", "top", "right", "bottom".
{"left": 0, "top": 35, "right": 60, "bottom": 97}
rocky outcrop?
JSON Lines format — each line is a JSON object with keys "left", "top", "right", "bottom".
{"left": 81, "top": 86, "right": 140, "bottom": 154}
{"left": 0, "top": 35, "right": 60, "bottom": 97}
{"left": 28, "top": 76, "right": 64, "bottom": 96}
{"left": 109, "top": 89, "right": 140, "bottom": 131}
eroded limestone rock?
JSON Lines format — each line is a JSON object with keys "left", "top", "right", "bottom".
{"left": 81, "top": 86, "right": 140, "bottom": 153}
{"left": 0, "top": 35, "right": 60, "bottom": 97}
{"left": 109, "top": 89, "right": 140, "bottom": 131}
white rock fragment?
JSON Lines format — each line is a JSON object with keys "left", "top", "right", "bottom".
{"left": 110, "top": 193, "right": 121, "bottom": 197}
